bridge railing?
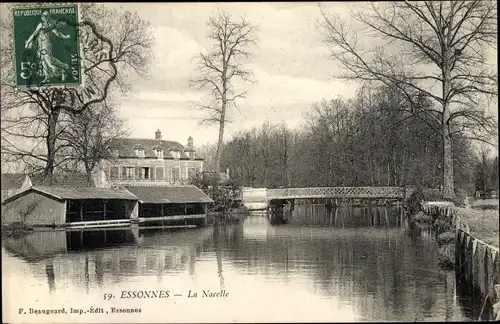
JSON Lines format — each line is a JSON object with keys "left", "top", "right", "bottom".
{"left": 267, "top": 186, "right": 406, "bottom": 200}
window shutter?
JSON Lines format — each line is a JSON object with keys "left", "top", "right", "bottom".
{"left": 156, "top": 167, "right": 164, "bottom": 180}
{"left": 136, "top": 167, "right": 141, "bottom": 179}
{"left": 110, "top": 166, "right": 119, "bottom": 180}
{"left": 172, "top": 167, "right": 180, "bottom": 181}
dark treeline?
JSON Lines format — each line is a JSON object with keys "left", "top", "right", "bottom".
{"left": 217, "top": 85, "right": 488, "bottom": 193}
{"left": 474, "top": 147, "right": 499, "bottom": 195}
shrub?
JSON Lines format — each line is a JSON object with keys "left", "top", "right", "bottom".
{"left": 437, "top": 244, "right": 455, "bottom": 270}
{"left": 407, "top": 187, "right": 425, "bottom": 215}
{"left": 189, "top": 172, "right": 244, "bottom": 214}
{"left": 234, "top": 205, "right": 250, "bottom": 215}
{"left": 413, "top": 212, "right": 433, "bottom": 224}
{"left": 436, "top": 231, "right": 455, "bottom": 246}
{"left": 421, "top": 187, "right": 444, "bottom": 201}
{"left": 433, "top": 217, "right": 454, "bottom": 236}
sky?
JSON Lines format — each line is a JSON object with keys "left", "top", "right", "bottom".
{"left": 0, "top": 2, "right": 497, "bottom": 149}
{"left": 104, "top": 2, "right": 358, "bottom": 147}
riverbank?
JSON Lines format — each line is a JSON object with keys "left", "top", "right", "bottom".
{"left": 413, "top": 202, "right": 457, "bottom": 270}
{"left": 411, "top": 199, "right": 499, "bottom": 320}
{"left": 206, "top": 206, "right": 249, "bottom": 224}
{"left": 457, "top": 206, "right": 499, "bottom": 248}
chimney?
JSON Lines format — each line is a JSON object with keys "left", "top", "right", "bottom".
{"left": 155, "top": 129, "right": 162, "bottom": 140}
{"left": 187, "top": 136, "right": 193, "bottom": 149}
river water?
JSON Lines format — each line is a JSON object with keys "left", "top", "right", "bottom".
{"left": 2, "top": 206, "right": 478, "bottom": 322}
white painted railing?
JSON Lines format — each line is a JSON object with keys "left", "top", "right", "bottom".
{"left": 267, "top": 187, "right": 406, "bottom": 200}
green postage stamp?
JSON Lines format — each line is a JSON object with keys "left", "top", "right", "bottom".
{"left": 12, "top": 5, "right": 81, "bottom": 88}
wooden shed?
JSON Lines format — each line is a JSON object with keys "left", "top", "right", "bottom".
{"left": 1, "top": 186, "right": 139, "bottom": 228}
{"left": 124, "top": 185, "right": 213, "bottom": 227}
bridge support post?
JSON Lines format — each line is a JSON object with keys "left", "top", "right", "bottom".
{"left": 400, "top": 199, "right": 405, "bottom": 225}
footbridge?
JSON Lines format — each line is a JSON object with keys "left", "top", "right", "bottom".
{"left": 266, "top": 186, "right": 413, "bottom": 224}
{"left": 267, "top": 186, "right": 410, "bottom": 201}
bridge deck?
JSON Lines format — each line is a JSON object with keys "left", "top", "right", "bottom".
{"left": 267, "top": 187, "right": 407, "bottom": 200}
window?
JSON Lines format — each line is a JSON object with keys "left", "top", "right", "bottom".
{"left": 135, "top": 149, "right": 145, "bottom": 158}
{"left": 140, "top": 167, "right": 150, "bottom": 180}
{"left": 155, "top": 149, "right": 163, "bottom": 159}
{"left": 170, "top": 150, "right": 180, "bottom": 159}
{"left": 112, "top": 149, "right": 119, "bottom": 158}
{"left": 109, "top": 166, "right": 120, "bottom": 180}
{"left": 172, "top": 167, "right": 180, "bottom": 181}
{"left": 122, "top": 166, "right": 135, "bottom": 180}
{"left": 155, "top": 166, "right": 165, "bottom": 180}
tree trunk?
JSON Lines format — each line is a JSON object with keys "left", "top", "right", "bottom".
{"left": 442, "top": 52, "right": 455, "bottom": 199}
{"left": 215, "top": 98, "right": 227, "bottom": 174}
{"left": 43, "top": 109, "right": 60, "bottom": 184}
{"left": 85, "top": 164, "right": 93, "bottom": 186}
{"left": 386, "top": 161, "right": 391, "bottom": 186}
{"left": 370, "top": 160, "right": 375, "bottom": 185}
{"left": 442, "top": 125, "right": 454, "bottom": 199}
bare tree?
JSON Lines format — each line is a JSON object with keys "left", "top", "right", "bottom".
{"left": 190, "top": 10, "right": 257, "bottom": 174}
{"left": 1, "top": 3, "right": 153, "bottom": 182}
{"left": 18, "top": 199, "right": 40, "bottom": 224}
{"left": 219, "top": 85, "right": 476, "bottom": 190}
{"left": 60, "top": 101, "right": 129, "bottom": 185}
{"left": 319, "top": 1, "right": 497, "bottom": 198}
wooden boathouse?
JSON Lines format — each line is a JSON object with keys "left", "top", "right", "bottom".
{"left": 1, "top": 186, "right": 139, "bottom": 228}
{"left": 124, "top": 185, "right": 213, "bottom": 227}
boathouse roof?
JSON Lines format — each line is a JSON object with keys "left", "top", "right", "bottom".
{"left": 124, "top": 185, "right": 213, "bottom": 204}
{"left": 109, "top": 138, "right": 203, "bottom": 160}
{"left": 2, "top": 186, "right": 139, "bottom": 204}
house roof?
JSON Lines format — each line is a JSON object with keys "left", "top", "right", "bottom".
{"left": 124, "top": 185, "right": 213, "bottom": 204}
{"left": 2, "top": 186, "right": 139, "bottom": 204}
{"left": 1, "top": 173, "right": 26, "bottom": 190}
{"left": 109, "top": 138, "right": 203, "bottom": 160}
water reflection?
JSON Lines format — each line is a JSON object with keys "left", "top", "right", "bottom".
{"left": 66, "top": 228, "right": 138, "bottom": 251}
{"left": 455, "top": 271, "right": 495, "bottom": 320}
{"left": 277, "top": 203, "right": 405, "bottom": 227}
{"left": 2, "top": 207, "right": 475, "bottom": 322}
{"left": 204, "top": 222, "right": 452, "bottom": 321}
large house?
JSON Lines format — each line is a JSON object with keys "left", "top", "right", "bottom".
{"left": 1, "top": 131, "right": 213, "bottom": 228}
{"left": 94, "top": 130, "right": 204, "bottom": 187}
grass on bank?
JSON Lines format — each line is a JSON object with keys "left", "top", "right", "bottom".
{"left": 457, "top": 207, "right": 500, "bottom": 248}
